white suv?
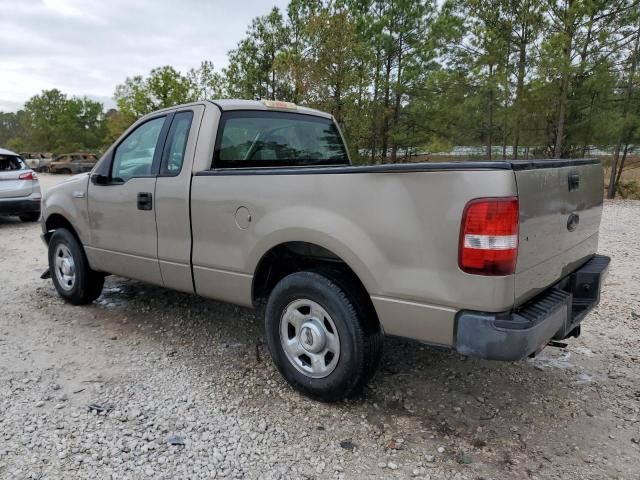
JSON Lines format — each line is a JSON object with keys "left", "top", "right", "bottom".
{"left": 0, "top": 148, "right": 42, "bottom": 222}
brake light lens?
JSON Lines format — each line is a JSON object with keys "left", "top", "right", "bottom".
{"left": 262, "top": 99, "right": 297, "bottom": 109}
{"left": 19, "top": 171, "right": 37, "bottom": 180}
{"left": 459, "top": 197, "right": 519, "bottom": 275}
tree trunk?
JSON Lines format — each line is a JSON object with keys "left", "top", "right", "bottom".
{"left": 333, "top": 79, "right": 342, "bottom": 124}
{"left": 608, "top": 145, "right": 622, "bottom": 199}
{"left": 554, "top": 8, "right": 575, "bottom": 159}
{"left": 381, "top": 0, "right": 396, "bottom": 163}
{"left": 390, "top": 33, "right": 404, "bottom": 164}
{"left": 607, "top": 24, "right": 640, "bottom": 198}
{"left": 512, "top": 16, "right": 528, "bottom": 159}
{"left": 580, "top": 92, "right": 596, "bottom": 157}
{"left": 554, "top": 71, "right": 570, "bottom": 158}
{"left": 381, "top": 51, "right": 393, "bottom": 162}
{"left": 614, "top": 142, "right": 631, "bottom": 187}
{"left": 271, "top": 52, "right": 276, "bottom": 100}
{"left": 370, "top": 44, "right": 382, "bottom": 164}
{"left": 486, "top": 64, "right": 494, "bottom": 160}
{"left": 502, "top": 19, "right": 512, "bottom": 161}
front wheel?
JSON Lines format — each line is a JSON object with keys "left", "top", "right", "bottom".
{"left": 264, "top": 271, "right": 383, "bottom": 402}
{"left": 48, "top": 228, "right": 104, "bottom": 304}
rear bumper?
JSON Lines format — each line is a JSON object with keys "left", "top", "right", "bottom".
{"left": 0, "top": 198, "right": 41, "bottom": 215}
{"left": 455, "top": 254, "right": 610, "bottom": 361}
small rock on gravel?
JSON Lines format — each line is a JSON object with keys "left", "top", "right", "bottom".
{"left": 165, "top": 434, "right": 186, "bottom": 446}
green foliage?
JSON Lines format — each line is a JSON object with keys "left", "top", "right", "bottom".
{"left": 114, "top": 66, "right": 197, "bottom": 118}
{"left": 188, "top": 61, "right": 226, "bottom": 101}
{"left": 6, "top": 137, "right": 25, "bottom": 152}
{"left": 0, "top": 111, "right": 26, "bottom": 146}
{"left": 104, "top": 109, "right": 134, "bottom": 145}
{"left": 18, "top": 89, "right": 107, "bottom": 153}
{"left": 225, "top": 7, "right": 290, "bottom": 100}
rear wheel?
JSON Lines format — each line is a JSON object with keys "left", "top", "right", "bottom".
{"left": 48, "top": 228, "right": 104, "bottom": 304}
{"left": 264, "top": 270, "right": 383, "bottom": 402}
{"left": 19, "top": 212, "right": 40, "bottom": 222}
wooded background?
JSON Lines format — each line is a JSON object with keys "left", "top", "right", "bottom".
{"left": 1, "top": 0, "right": 639, "bottom": 198}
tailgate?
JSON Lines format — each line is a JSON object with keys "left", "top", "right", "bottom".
{"left": 514, "top": 160, "right": 603, "bottom": 305}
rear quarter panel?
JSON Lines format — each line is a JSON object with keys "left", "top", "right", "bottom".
{"left": 190, "top": 168, "right": 517, "bottom": 345}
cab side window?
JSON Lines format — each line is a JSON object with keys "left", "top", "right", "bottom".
{"left": 111, "top": 116, "right": 165, "bottom": 182}
{"left": 161, "top": 111, "right": 193, "bottom": 176}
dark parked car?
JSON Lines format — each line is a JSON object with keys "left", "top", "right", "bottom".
{"left": 49, "top": 153, "right": 98, "bottom": 174}
{"left": 20, "top": 152, "right": 54, "bottom": 172}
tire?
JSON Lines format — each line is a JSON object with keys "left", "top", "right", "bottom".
{"left": 19, "top": 212, "right": 40, "bottom": 222}
{"left": 264, "top": 270, "right": 383, "bottom": 402}
{"left": 48, "top": 228, "right": 104, "bottom": 305}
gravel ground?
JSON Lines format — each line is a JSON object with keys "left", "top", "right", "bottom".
{"left": 0, "top": 174, "right": 639, "bottom": 479}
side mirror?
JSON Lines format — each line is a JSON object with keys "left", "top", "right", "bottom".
{"left": 91, "top": 173, "right": 109, "bottom": 186}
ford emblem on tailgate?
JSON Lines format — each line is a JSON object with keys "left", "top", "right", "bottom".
{"left": 567, "top": 213, "right": 580, "bottom": 231}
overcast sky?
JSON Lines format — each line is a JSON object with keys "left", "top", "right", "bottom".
{"left": 0, "top": 0, "right": 289, "bottom": 112}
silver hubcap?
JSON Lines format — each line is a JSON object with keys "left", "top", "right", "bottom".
{"left": 279, "top": 299, "right": 340, "bottom": 379}
{"left": 54, "top": 244, "right": 75, "bottom": 291}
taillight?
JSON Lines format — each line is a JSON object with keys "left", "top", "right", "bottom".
{"left": 459, "top": 197, "right": 519, "bottom": 276}
{"left": 19, "top": 171, "right": 37, "bottom": 180}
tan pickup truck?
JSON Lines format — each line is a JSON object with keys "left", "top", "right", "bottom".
{"left": 41, "top": 100, "right": 609, "bottom": 401}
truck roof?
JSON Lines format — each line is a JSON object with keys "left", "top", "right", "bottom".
{"left": 209, "top": 99, "right": 333, "bottom": 119}
{"left": 141, "top": 99, "right": 333, "bottom": 121}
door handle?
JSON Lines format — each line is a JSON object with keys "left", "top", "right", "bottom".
{"left": 137, "top": 192, "right": 153, "bottom": 210}
{"left": 568, "top": 172, "right": 580, "bottom": 191}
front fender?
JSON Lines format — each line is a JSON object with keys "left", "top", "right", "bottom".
{"left": 42, "top": 174, "right": 91, "bottom": 245}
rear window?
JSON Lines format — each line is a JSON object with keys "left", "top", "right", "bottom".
{"left": 213, "top": 111, "right": 348, "bottom": 168}
{"left": 0, "top": 155, "right": 24, "bottom": 171}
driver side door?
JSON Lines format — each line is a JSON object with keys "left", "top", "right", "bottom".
{"left": 85, "top": 114, "right": 171, "bottom": 285}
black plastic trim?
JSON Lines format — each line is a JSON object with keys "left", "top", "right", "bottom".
{"left": 0, "top": 199, "right": 41, "bottom": 215}
{"left": 455, "top": 254, "right": 610, "bottom": 361}
{"left": 208, "top": 100, "right": 223, "bottom": 112}
{"left": 158, "top": 110, "right": 194, "bottom": 177}
{"left": 509, "top": 158, "right": 600, "bottom": 170}
{"left": 194, "top": 158, "right": 601, "bottom": 176}
{"left": 195, "top": 161, "right": 513, "bottom": 176}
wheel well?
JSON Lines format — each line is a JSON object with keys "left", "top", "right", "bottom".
{"left": 252, "top": 242, "right": 380, "bottom": 328}
{"left": 45, "top": 214, "right": 80, "bottom": 242}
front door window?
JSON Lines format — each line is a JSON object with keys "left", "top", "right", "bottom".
{"left": 111, "top": 117, "right": 165, "bottom": 182}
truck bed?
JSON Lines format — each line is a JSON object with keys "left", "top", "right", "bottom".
{"left": 191, "top": 158, "right": 603, "bottom": 347}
